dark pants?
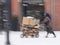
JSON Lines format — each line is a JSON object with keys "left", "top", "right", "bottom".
{"left": 45, "top": 24, "right": 56, "bottom": 37}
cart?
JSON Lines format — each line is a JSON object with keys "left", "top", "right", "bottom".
{"left": 20, "top": 17, "right": 40, "bottom": 38}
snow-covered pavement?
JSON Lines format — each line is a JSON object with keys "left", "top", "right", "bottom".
{"left": 0, "top": 31, "right": 60, "bottom": 45}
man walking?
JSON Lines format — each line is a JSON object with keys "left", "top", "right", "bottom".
{"left": 43, "top": 13, "right": 56, "bottom": 38}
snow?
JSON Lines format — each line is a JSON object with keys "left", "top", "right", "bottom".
{"left": 0, "top": 31, "right": 60, "bottom": 45}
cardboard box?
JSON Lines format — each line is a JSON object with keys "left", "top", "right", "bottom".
{"left": 22, "top": 17, "right": 30, "bottom": 25}
{"left": 22, "top": 17, "right": 36, "bottom": 26}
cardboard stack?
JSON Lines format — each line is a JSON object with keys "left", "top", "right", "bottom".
{"left": 22, "top": 17, "right": 36, "bottom": 27}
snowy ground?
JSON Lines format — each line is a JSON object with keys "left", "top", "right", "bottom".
{"left": 0, "top": 31, "right": 60, "bottom": 45}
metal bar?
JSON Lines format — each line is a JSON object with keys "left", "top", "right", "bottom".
{"left": 4, "top": 0, "right": 12, "bottom": 45}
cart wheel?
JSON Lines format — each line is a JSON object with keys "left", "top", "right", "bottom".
{"left": 31, "top": 35, "right": 34, "bottom": 38}
{"left": 20, "top": 34, "right": 24, "bottom": 38}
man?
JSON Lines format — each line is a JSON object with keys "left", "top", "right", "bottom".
{"left": 44, "top": 13, "right": 56, "bottom": 38}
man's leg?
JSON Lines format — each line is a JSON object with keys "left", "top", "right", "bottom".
{"left": 51, "top": 31, "right": 56, "bottom": 37}
{"left": 49, "top": 25, "right": 56, "bottom": 37}
{"left": 45, "top": 24, "right": 49, "bottom": 38}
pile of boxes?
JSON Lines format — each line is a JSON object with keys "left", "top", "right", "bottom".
{"left": 22, "top": 16, "right": 39, "bottom": 27}
{"left": 20, "top": 16, "right": 40, "bottom": 38}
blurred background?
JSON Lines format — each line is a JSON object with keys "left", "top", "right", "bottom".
{"left": 0, "top": 0, "right": 60, "bottom": 31}
{"left": 0, "top": 0, "right": 60, "bottom": 45}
